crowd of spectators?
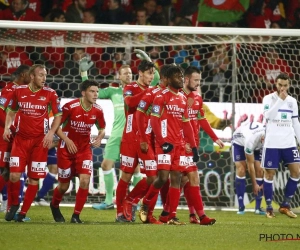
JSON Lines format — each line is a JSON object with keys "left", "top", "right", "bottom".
{"left": 1, "top": 0, "right": 300, "bottom": 103}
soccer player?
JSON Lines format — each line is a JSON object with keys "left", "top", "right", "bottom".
{"left": 262, "top": 72, "right": 300, "bottom": 218}
{"left": 3, "top": 64, "right": 62, "bottom": 222}
{"left": 79, "top": 59, "right": 143, "bottom": 210}
{"left": 0, "top": 65, "right": 31, "bottom": 212}
{"left": 115, "top": 60, "right": 155, "bottom": 222}
{"left": 139, "top": 65, "right": 199, "bottom": 225}
{"left": 34, "top": 141, "right": 58, "bottom": 206}
{"left": 122, "top": 64, "right": 174, "bottom": 224}
{"left": 178, "top": 66, "right": 223, "bottom": 225}
{"left": 232, "top": 121, "right": 266, "bottom": 215}
{"left": 50, "top": 79, "right": 106, "bottom": 223}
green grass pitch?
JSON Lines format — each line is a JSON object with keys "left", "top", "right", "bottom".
{"left": 0, "top": 206, "right": 299, "bottom": 250}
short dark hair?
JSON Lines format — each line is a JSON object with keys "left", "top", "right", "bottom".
{"left": 275, "top": 73, "right": 290, "bottom": 82}
{"left": 80, "top": 80, "right": 99, "bottom": 92}
{"left": 184, "top": 66, "right": 201, "bottom": 77}
{"left": 165, "top": 65, "right": 183, "bottom": 79}
{"left": 138, "top": 60, "right": 155, "bottom": 72}
{"left": 159, "top": 64, "right": 174, "bottom": 78}
{"left": 49, "top": 8, "right": 65, "bottom": 21}
{"left": 13, "top": 64, "right": 30, "bottom": 77}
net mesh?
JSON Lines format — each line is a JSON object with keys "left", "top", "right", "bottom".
{"left": 1, "top": 22, "right": 300, "bottom": 208}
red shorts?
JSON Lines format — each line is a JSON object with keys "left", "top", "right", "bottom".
{"left": 57, "top": 147, "right": 93, "bottom": 183}
{"left": 138, "top": 142, "right": 157, "bottom": 177}
{"left": 182, "top": 152, "right": 198, "bottom": 175}
{"left": 120, "top": 140, "right": 139, "bottom": 174}
{"left": 156, "top": 145, "right": 187, "bottom": 172}
{"left": 10, "top": 135, "right": 48, "bottom": 179}
{"left": 0, "top": 140, "right": 12, "bottom": 168}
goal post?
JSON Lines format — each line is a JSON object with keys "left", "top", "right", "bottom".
{"left": 1, "top": 21, "right": 300, "bottom": 209}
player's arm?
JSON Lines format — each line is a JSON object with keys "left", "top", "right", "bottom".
{"left": 291, "top": 101, "right": 300, "bottom": 145}
{"left": 43, "top": 93, "right": 62, "bottom": 149}
{"left": 245, "top": 152, "right": 259, "bottom": 196}
{"left": 92, "top": 109, "right": 106, "bottom": 148}
{"left": 124, "top": 86, "right": 146, "bottom": 108}
{"left": 136, "top": 95, "right": 152, "bottom": 153}
{"left": 79, "top": 57, "right": 94, "bottom": 82}
{"left": 263, "top": 95, "right": 284, "bottom": 120}
{"left": 3, "top": 110, "right": 16, "bottom": 142}
{"left": 244, "top": 133, "right": 263, "bottom": 195}
{"left": 56, "top": 127, "right": 77, "bottom": 154}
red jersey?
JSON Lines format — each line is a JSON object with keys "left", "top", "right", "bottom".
{"left": 151, "top": 87, "right": 190, "bottom": 147}
{"left": 0, "top": 82, "right": 25, "bottom": 135}
{"left": 181, "top": 89, "right": 218, "bottom": 147}
{"left": 59, "top": 98, "right": 106, "bottom": 151}
{"left": 8, "top": 85, "right": 61, "bottom": 139}
{"left": 136, "top": 85, "right": 164, "bottom": 142}
{"left": 122, "top": 82, "right": 147, "bottom": 143}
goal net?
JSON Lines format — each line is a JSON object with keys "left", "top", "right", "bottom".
{"left": 1, "top": 21, "right": 300, "bottom": 209}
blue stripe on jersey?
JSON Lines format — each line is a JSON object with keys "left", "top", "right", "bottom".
{"left": 292, "top": 116, "right": 298, "bottom": 118}
{"left": 278, "top": 109, "right": 293, "bottom": 113}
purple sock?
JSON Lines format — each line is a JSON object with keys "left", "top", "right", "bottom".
{"left": 37, "top": 173, "right": 56, "bottom": 199}
{"left": 255, "top": 178, "right": 263, "bottom": 210}
{"left": 2, "top": 184, "right": 7, "bottom": 201}
{"left": 281, "top": 177, "right": 299, "bottom": 207}
{"left": 263, "top": 178, "right": 273, "bottom": 210}
{"left": 235, "top": 176, "right": 246, "bottom": 209}
{"left": 19, "top": 172, "right": 26, "bottom": 203}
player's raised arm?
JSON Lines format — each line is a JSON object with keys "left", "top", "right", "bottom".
{"left": 79, "top": 57, "right": 94, "bottom": 82}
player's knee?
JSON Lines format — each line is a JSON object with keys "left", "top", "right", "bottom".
{"left": 9, "top": 172, "right": 21, "bottom": 183}
{"left": 101, "top": 161, "right": 113, "bottom": 171}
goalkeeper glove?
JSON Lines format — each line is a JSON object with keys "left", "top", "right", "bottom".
{"left": 192, "top": 147, "right": 200, "bottom": 163}
{"left": 79, "top": 57, "right": 94, "bottom": 72}
{"left": 161, "top": 142, "right": 174, "bottom": 153}
{"left": 134, "top": 49, "right": 151, "bottom": 62}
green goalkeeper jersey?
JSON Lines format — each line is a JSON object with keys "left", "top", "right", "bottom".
{"left": 81, "top": 76, "right": 125, "bottom": 137}
{"left": 98, "top": 86, "right": 125, "bottom": 137}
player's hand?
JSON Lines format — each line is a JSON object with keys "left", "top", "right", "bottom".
{"left": 3, "top": 128, "right": 11, "bottom": 142}
{"left": 65, "top": 138, "right": 77, "bottom": 154}
{"left": 79, "top": 57, "right": 94, "bottom": 72}
{"left": 279, "top": 89, "right": 288, "bottom": 100}
{"left": 140, "top": 141, "right": 149, "bottom": 153}
{"left": 91, "top": 135, "right": 102, "bottom": 148}
{"left": 252, "top": 183, "right": 260, "bottom": 196}
{"left": 185, "top": 143, "right": 192, "bottom": 153}
{"left": 217, "top": 119, "right": 231, "bottom": 130}
{"left": 134, "top": 49, "right": 151, "bottom": 62}
{"left": 43, "top": 132, "right": 54, "bottom": 149}
{"left": 161, "top": 142, "right": 173, "bottom": 153}
{"left": 192, "top": 147, "right": 199, "bottom": 162}
{"left": 215, "top": 139, "right": 224, "bottom": 149}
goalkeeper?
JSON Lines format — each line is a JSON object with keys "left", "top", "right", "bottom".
{"left": 79, "top": 60, "right": 143, "bottom": 210}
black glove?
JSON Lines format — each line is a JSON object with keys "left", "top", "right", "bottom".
{"left": 161, "top": 142, "right": 174, "bottom": 153}
{"left": 192, "top": 147, "right": 199, "bottom": 163}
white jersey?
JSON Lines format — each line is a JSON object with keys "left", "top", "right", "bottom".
{"left": 263, "top": 92, "right": 299, "bottom": 148}
{"left": 232, "top": 122, "right": 265, "bottom": 154}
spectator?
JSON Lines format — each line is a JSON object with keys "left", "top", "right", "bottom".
{"left": 97, "top": 0, "right": 131, "bottom": 24}
{"left": 65, "top": 0, "right": 86, "bottom": 23}
{"left": 144, "top": 0, "right": 168, "bottom": 25}
{"left": 246, "top": 1, "right": 272, "bottom": 28}
{"left": 132, "top": 7, "right": 151, "bottom": 25}
{"left": 0, "top": 0, "right": 42, "bottom": 21}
